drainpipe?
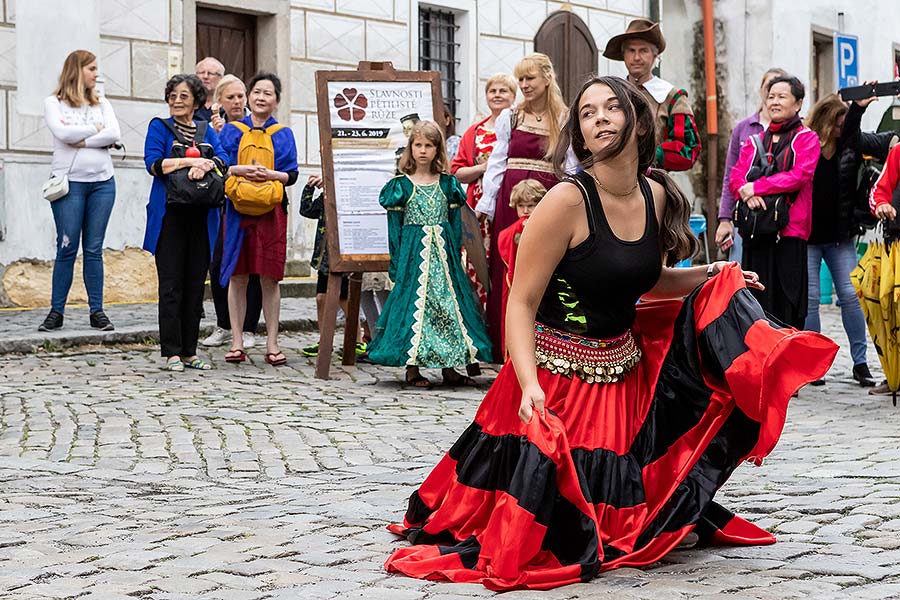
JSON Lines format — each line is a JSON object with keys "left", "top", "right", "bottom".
{"left": 702, "top": 0, "right": 718, "bottom": 260}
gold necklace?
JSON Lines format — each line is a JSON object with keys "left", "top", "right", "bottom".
{"left": 531, "top": 110, "right": 547, "bottom": 123}
{"left": 589, "top": 168, "right": 638, "bottom": 197}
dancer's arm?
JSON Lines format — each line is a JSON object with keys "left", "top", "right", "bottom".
{"left": 507, "top": 182, "right": 583, "bottom": 423}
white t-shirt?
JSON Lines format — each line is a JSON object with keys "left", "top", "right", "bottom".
{"left": 43, "top": 96, "right": 121, "bottom": 182}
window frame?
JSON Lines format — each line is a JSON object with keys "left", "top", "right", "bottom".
{"left": 411, "top": 1, "right": 476, "bottom": 129}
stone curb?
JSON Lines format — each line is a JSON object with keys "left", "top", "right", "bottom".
{"left": 0, "top": 318, "right": 318, "bottom": 355}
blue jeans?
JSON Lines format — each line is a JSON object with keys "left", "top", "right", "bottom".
{"left": 805, "top": 240, "right": 868, "bottom": 366}
{"left": 49, "top": 177, "right": 116, "bottom": 313}
{"left": 729, "top": 229, "right": 743, "bottom": 264}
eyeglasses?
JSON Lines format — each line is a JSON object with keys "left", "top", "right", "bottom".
{"left": 196, "top": 70, "right": 224, "bottom": 77}
{"left": 167, "top": 92, "right": 194, "bottom": 103}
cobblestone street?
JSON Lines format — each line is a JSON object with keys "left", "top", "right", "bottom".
{"left": 2, "top": 305, "right": 900, "bottom": 599}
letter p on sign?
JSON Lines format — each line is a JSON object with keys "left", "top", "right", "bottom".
{"left": 835, "top": 33, "right": 860, "bottom": 88}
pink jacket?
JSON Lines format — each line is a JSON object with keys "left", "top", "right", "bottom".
{"left": 729, "top": 126, "right": 821, "bottom": 240}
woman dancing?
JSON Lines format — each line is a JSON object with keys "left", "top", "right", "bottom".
{"left": 384, "top": 76, "right": 837, "bottom": 591}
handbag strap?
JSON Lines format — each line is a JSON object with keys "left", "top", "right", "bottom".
{"left": 154, "top": 117, "right": 195, "bottom": 146}
{"left": 749, "top": 134, "right": 767, "bottom": 166}
{"left": 62, "top": 148, "right": 80, "bottom": 175}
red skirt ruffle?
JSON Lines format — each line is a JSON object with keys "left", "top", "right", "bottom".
{"left": 385, "top": 265, "right": 838, "bottom": 591}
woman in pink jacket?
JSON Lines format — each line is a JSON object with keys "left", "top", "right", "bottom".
{"left": 730, "top": 75, "right": 820, "bottom": 328}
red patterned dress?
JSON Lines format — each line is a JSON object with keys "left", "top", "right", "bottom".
{"left": 451, "top": 117, "right": 498, "bottom": 309}
{"left": 478, "top": 108, "right": 561, "bottom": 362}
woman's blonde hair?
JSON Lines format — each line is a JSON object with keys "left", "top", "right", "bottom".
{"left": 513, "top": 53, "right": 567, "bottom": 158}
{"left": 398, "top": 121, "right": 449, "bottom": 175}
{"left": 509, "top": 178, "right": 547, "bottom": 208}
{"left": 807, "top": 93, "right": 849, "bottom": 148}
{"left": 214, "top": 74, "right": 246, "bottom": 104}
{"left": 54, "top": 50, "right": 99, "bottom": 107}
{"left": 485, "top": 73, "right": 517, "bottom": 95}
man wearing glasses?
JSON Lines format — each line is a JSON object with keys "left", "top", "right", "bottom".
{"left": 194, "top": 57, "right": 225, "bottom": 122}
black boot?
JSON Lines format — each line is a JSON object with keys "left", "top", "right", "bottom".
{"left": 852, "top": 363, "right": 876, "bottom": 387}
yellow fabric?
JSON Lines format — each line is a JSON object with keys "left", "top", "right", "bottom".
{"left": 225, "top": 123, "right": 288, "bottom": 216}
{"left": 851, "top": 240, "right": 900, "bottom": 392}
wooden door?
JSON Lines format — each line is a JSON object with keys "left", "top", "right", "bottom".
{"left": 534, "top": 11, "right": 598, "bottom": 104}
{"left": 197, "top": 8, "right": 257, "bottom": 82}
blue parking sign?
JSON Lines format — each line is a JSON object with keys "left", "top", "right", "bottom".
{"left": 834, "top": 33, "right": 859, "bottom": 88}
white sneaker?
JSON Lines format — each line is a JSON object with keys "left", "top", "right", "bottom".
{"left": 242, "top": 331, "right": 256, "bottom": 348}
{"left": 202, "top": 327, "right": 231, "bottom": 347}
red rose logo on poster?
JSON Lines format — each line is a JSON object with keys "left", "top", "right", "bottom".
{"left": 333, "top": 88, "right": 368, "bottom": 121}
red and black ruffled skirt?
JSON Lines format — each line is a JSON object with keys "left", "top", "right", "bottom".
{"left": 385, "top": 265, "right": 837, "bottom": 591}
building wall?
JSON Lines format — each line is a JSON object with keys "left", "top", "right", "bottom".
{"left": 665, "top": 0, "right": 900, "bottom": 139}
{"left": 0, "top": 0, "right": 650, "bottom": 306}
{"left": 660, "top": 0, "right": 900, "bottom": 214}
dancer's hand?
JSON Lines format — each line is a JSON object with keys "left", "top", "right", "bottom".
{"left": 708, "top": 261, "right": 764, "bottom": 290}
{"left": 518, "top": 382, "right": 545, "bottom": 423}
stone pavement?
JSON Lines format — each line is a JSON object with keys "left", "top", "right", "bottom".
{"left": 0, "top": 297, "right": 318, "bottom": 354}
{"left": 2, "top": 304, "right": 900, "bottom": 599}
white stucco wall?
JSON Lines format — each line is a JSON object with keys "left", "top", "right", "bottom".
{"left": 1, "top": 0, "right": 649, "bottom": 274}
{"left": 664, "top": 0, "right": 900, "bottom": 135}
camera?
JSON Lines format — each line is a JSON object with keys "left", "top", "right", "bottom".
{"left": 839, "top": 81, "right": 900, "bottom": 102}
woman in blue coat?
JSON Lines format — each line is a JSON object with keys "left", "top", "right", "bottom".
{"left": 143, "top": 73, "right": 228, "bottom": 372}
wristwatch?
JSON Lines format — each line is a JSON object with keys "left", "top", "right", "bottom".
{"left": 706, "top": 263, "right": 716, "bottom": 279}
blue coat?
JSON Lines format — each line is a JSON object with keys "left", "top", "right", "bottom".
{"left": 141, "top": 117, "right": 229, "bottom": 254}
{"left": 218, "top": 115, "right": 299, "bottom": 286}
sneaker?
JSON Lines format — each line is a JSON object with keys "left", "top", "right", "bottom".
{"left": 852, "top": 363, "right": 876, "bottom": 387}
{"left": 337, "top": 342, "right": 367, "bottom": 360}
{"left": 89, "top": 310, "right": 115, "bottom": 331}
{"left": 302, "top": 342, "right": 319, "bottom": 357}
{"left": 38, "top": 311, "right": 63, "bottom": 332}
{"left": 202, "top": 327, "right": 231, "bottom": 347}
{"left": 242, "top": 331, "right": 256, "bottom": 348}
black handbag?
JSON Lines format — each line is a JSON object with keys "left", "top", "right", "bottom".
{"left": 734, "top": 133, "right": 793, "bottom": 239}
{"left": 155, "top": 118, "right": 225, "bottom": 208}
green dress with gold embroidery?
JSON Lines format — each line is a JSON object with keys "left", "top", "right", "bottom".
{"left": 368, "top": 174, "right": 492, "bottom": 368}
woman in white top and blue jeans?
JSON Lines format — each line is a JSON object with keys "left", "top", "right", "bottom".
{"left": 40, "top": 50, "right": 120, "bottom": 332}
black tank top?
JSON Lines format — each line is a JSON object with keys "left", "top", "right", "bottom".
{"left": 535, "top": 170, "right": 662, "bottom": 338}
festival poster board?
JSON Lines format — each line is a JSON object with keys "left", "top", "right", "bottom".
{"left": 313, "top": 62, "right": 444, "bottom": 379}
{"left": 315, "top": 62, "right": 444, "bottom": 272}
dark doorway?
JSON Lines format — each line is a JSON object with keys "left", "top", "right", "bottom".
{"left": 197, "top": 8, "right": 257, "bottom": 82}
{"left": 534, "top": 11, "right": 598, "bottom": 104}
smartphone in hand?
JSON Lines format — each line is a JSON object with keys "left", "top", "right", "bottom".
{"left": 719, "top": 234, "right": 734, "bottom": 252}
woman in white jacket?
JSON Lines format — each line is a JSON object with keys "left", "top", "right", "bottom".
{"left": 40, "top": 50, "right": 120, "bottom": 332}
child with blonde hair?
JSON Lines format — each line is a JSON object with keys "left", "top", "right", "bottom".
{"left": 367, "top": 121, "right": 492, "bottom": 388}
{"left": 497, "top": 178, "right": 547, "bottom": 355}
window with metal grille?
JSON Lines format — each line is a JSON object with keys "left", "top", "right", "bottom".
{"left": 419, "top": 7, "right": 460, "bottom": 123}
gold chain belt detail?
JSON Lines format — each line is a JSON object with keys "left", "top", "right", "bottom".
{"left": 534, "top": 322, "right": 641, "bottom": 384}
{"left": 507, "top": 158, "right": 554, "bottom": 174}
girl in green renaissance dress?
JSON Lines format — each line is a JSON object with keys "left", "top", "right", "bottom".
{"left": 368, "top": 121, "right": 493, "bottom": 388}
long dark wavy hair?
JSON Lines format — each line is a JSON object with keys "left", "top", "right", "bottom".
{"left": 552, "top": 76, "right": 698, "bottom": 266}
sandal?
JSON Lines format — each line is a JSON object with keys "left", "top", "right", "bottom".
{"left": 185, "top": 357, "right": 212, "bottom": 371}
{"left": 265, "top": 352, "right": 287, "bottom": 366}
{"left": 405, "top": 373, "right": 433, "bottom": 389}
{"left": 225, "top": 349, "right": 247, "bottom": 363}
{"left": 165, "top": 358, "right": 184, "bottom": 372}
{"left": 442, "top": 371, "right": 479, "bottom": 388}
